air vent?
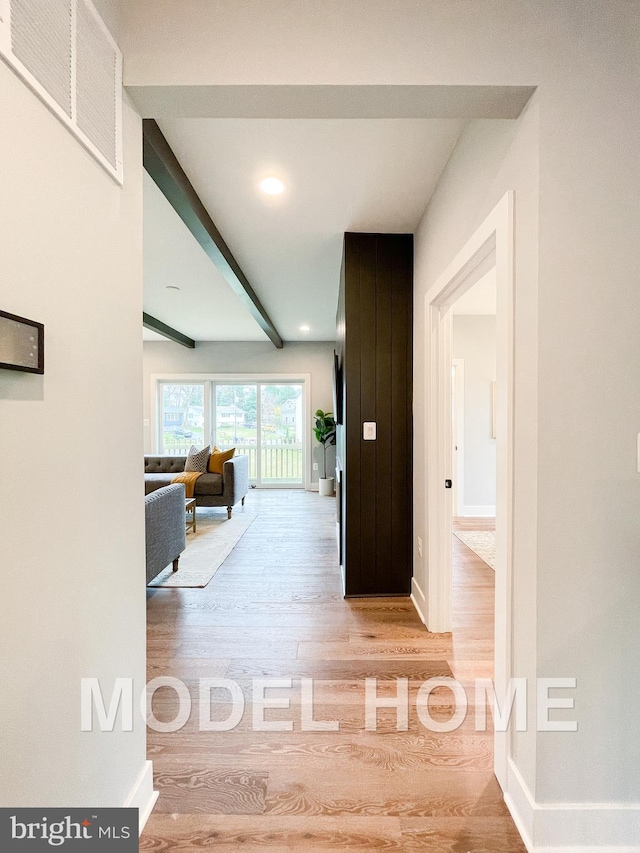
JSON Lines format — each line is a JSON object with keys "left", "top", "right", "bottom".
{"left": 0, "top": 0, "right": 122, "bottom": 183}
{"left": 76, "top": 0, "right": 117, "bottom": 168}
{"left": 11, "top": 0, "right": 72, "bottom": 115}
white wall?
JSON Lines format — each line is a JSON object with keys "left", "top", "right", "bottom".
{"left": 0, "top": 9, "right": 148, "bottom": 811}
{"left": 143, "top": 340, "right": 335, "bottom": 485}
{"left": 410, "top": 37, "right": 639, "bottom": 847}
{"left": 415, "top": 106, "right": 541, "bottom": 798}
{"left": 61, "top": 1, "right": 640, "bottom": 846}
{"left": 453, "top": 315, "right": 497, "bottom": 515}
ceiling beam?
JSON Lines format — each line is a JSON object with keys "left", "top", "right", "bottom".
{"left": 143, "top": 312, "right": 196, "bottom": 348}
{"left": 131, "top": 85, "right": 536, "bottom": 121}
{"left": 143, "top": 119, "right": 284, "bottom": 349}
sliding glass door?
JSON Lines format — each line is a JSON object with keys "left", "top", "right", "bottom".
{"left": 214, "top": 384, "right": 258, "bottom": 481}
{"left": 260, "top": 384, "right": 303, "bottom": 485}
{"left": 158, "top": 379, "right": 305, "bottom": 487}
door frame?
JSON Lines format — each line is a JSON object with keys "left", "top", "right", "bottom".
{"left": 451, "top": 358, "right": 465, "bottom": 517}
{"left": 423, "top": 191, "right": 514, "bottom": 788}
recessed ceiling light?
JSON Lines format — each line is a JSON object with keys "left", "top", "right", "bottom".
{"left": 166, "top": 285, "right": 181, "bottom": 291}
{"left": 259, "top": 177, "right": 285, "bottom": 195}
{"left": 300, "top": 324, "right": 310, "bottom": 332}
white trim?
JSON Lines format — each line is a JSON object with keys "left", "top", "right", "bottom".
{"left": 505, "top": 757, "right": 535, "bottom": 851}
{"left": 459, "top": 504, "right": 496, "bottom": 517}
{"left": 425, "top": 299, "right": 453, "bottom": 634}
{"left": 254, "top": 381, "right": 262, "bottom": 482}
{"left": 303, "top": 374, "right": 312, "bottom": 491}
{"left": 452, "top": 358, "right": 465, "bottom": 516}
{"left": 204, "top": 380, "right": 212, "bottom": 455}
{"left": 410, "top": 576, "right": 427, "bottom": 626}
{"left": 526, "top": 847, "right": 640, "bottom": 852}
{"left": 124, "top": 760, "right": 158, "bottom": 834}
{"left": 423, "top": 191, "right": 514, "bottom": 791}
{"left": 505, "top": 758, "right": 640, "bottom": 852}
{"left": 109, "top": 0, "right": 124, "bottom": 182}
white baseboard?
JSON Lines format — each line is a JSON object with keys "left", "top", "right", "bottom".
{"left": 410, "top": 577, "right": 427, "bottom": 625}
{"left": 505, "top": 758, "right": 640, "bottom": 851}
{"left": 505, "top": 759, "right": 535, "bottom": 850}
{"left": 459, "top": 505, "right": 496, "bottom": 517}
{"left": 124, "top": 760, "right": 158, "bottom": 835}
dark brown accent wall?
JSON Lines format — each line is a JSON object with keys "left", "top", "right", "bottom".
{"left": 336, "top": 232, "right": 413, "bottom": 596}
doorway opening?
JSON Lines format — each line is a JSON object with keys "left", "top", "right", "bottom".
{"left": 441, "top": 272, "right": 500, "bottom": 669}
{"left": 421, "top": 191, "right": 514, "bottom": 789}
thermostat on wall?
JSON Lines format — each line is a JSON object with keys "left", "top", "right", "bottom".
{"left": 0, "top": 310, "right": 44, "bottom": 375}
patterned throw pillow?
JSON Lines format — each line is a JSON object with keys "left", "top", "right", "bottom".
{"left": 184, "top": 444, "right": 211, "bottom": 473}
{"left": 208, "top": 445, "right": 236, "bottom": 474}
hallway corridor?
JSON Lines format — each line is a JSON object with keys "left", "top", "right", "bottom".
{"left": 142, "top": 491, "right": 524, "bottom": 851}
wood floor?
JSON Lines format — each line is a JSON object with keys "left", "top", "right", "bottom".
{"left": 142, "top": 492, "right": 524, "bottom": 851}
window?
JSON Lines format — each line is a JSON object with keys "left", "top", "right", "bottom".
{"left": 214, "top": 384, "right": 259, "bottom": 481}
{"left": 159, "top": 382, "right": 207, "bottom": 453}
{"left": 156, "top": 377, "right": 307, "bottom": 487}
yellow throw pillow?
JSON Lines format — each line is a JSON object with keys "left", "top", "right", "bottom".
{"left": 208, "top": 445, "right": 236, "bottom": 474}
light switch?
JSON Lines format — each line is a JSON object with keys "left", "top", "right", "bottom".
{"left": 363, "top": 422, "right": 377, "bottom": 441}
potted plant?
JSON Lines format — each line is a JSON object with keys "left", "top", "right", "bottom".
{"left": 313, "top": 409, "right": 336, "bottom": 496}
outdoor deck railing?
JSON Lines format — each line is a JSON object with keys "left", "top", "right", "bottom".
{"left": 160, "top": 440, "right": 303, "bottom": 483}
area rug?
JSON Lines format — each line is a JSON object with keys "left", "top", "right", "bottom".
{"left": 453, "top": 530, "right": 496, "bottom": 569}
{"left": 148, "top": 508, "right": 257, "bottom": 588}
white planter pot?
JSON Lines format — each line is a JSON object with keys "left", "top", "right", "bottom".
{"left": 319, "top": 477, "right": 335, "bottom": 496}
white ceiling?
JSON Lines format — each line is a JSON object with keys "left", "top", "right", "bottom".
{"left": 143, "top": 118, "right": 466, "bottom": 342}
{"left": 143, "top": 171, "right": 268, "bottom": 342}
{"left": 453, "top": 267, "right": 497, "bottom": 315}
{"left": 143, "top": 327, "right": 171, "bottom": 342}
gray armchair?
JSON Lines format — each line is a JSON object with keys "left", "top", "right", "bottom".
{"left": 145, "top": 483, "right": 186, "bottom": 584}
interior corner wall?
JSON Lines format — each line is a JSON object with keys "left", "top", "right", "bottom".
{"left": 413, "top": 101, "right": 540, "bottom": 796}
{"left": 142, "top": 340, "right": 335, "bottom": 486}
{"left": 0, "top": 56, "right": 146, "bottom": 807}
{"left": 453, "top": 315, "right": 497, "bottom": 514}
{"left": 106, "top": 0, "right": 640, "bottom": 842}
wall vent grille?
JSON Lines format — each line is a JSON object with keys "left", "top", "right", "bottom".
{"left": 76, "top": 0, "right": 118, "bottom": 169}
{"left": 11, "top": 0, "right": 72, "bottom": 116}
{"left": 0, "top": 0, "right": 123, "bottom": 183}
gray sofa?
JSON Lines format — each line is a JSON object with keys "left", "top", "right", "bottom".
{"left": 145, "top": 483, "right": 186, "bottom": 584}
{"left": 144, "top": 453, "right": 249, "bottom": 519}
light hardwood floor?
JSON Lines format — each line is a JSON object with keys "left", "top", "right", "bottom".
{"left": 142, "top": 492, "right": 524, "bottom": 851}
